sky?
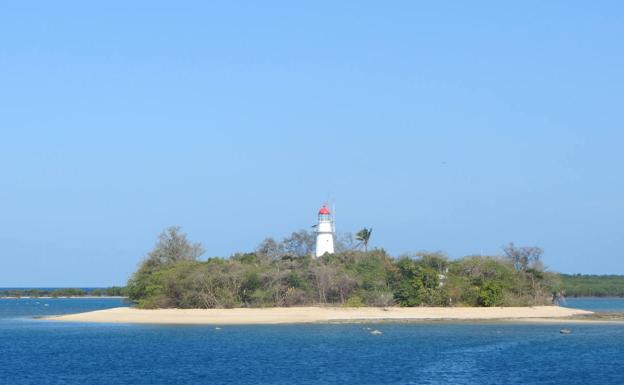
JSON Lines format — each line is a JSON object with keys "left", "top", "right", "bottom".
{"left": 1, "top": 1, "right": 623, "bottom": 286}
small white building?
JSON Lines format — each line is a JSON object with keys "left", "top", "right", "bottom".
{"left": 315, "top": 204, "right": 335, "bottom": 257}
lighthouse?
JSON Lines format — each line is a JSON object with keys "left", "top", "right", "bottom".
{"left": 315, "top": 204, "right": 335, "bottom": 257}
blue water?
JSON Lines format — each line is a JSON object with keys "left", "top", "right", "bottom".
{"left": 563, "top": 297, "right": 624, "bottom": 312}
{"left": 0, "top": 297, "right": 127, "bottom": 319}
{"left": 1, "top": 299, "right": 623, "bottom": 385}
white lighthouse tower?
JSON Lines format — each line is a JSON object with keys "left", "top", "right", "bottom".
{"left": 315, "top": 204, "right": 335, "bottom": 257}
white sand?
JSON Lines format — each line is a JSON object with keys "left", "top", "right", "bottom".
{"left": 43, "top": 306, "right": 594, "bottom": 325}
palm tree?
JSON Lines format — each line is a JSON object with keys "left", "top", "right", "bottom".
{"left": 356, "top": 228, "right": 373, "bottom": 253}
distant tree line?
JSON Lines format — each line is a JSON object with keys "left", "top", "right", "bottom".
{"left": 126, "top": 227, "right": 563, "bottom": 309}
{"left": 557, "top": 274, "right": 624, "bottom": 297}
{"left": 0, "top": 287, "right": 127, "bottom": 298}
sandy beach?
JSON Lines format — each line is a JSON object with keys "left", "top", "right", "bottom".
{"left": 43, "top": 306, "right": 595, "bottom": 325}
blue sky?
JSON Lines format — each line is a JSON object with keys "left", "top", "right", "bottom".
{"left": 1, "top": 1, "right": 622, "bottom": 286}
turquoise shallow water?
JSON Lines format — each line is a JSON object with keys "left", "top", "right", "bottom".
{"left": 1, "top": 298, "right": 623, "bottom": 385}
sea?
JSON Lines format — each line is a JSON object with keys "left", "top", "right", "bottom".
{"left": 0, "top": 298, "right": 623, "bottom": 385}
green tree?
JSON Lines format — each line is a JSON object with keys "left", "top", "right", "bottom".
{"left": 147, "top": 226, "right": 205, "bottom": 266}
{"left": 127, "top": 226, "right": 204, "bottom": 303}
{"left": 477, "top": 281, "right": 504, "bottom": 306}
{"left": 355, "top": 228, "right": 373, "bottom": 253}
{"left": 392, "top": 257, "right": 443, "bottom": 306}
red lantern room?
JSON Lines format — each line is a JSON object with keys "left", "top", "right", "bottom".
{"left": 318, "top": 204, "right": 331, "bottom": 221}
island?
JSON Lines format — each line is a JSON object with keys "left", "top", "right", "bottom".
{"left": 44, "top": 226, "right": 623, "bottom": 325}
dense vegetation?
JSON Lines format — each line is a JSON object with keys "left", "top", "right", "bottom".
{"left": 0, "top": 287, "right": 127, "bottom": 298}
{"left": 558, "top": 274, "right": 624, "bottom": 297}
{"left": 127, "top": 227, "right": 562, "bottom": 309}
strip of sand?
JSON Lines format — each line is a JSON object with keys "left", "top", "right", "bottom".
{"left": 43, "top": 306, "right": 595, "bottom": 325}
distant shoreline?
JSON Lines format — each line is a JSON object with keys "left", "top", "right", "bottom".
{"left": 42, "top": 306, "right": 597, "bottom": 325}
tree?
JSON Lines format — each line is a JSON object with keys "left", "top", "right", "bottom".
{"left": 503, "top": 243, "right": 543, "bottom": 272}
{"left": 392, "top": 257, "right": 443, "bottom": 306}
{"left": 256, "top": 237, "right": 285, "bottom": 261}
{"left": 419, "top": 252, "right": 449, "bottom": 274}
{"left": 127, "top": 226, "right": 204, "bottom": 303}
{"left": 283, "top": 230, "right": 315, "bottom": 257}
{"left": 146, "top": 226, "right": 205, "bottom": 266}
{"left": 310, "top": 264, "right": 335, "bottom": 304}
{"left": 356, "top": 228, "right": 373, "bottom": 253}
{"left": 478, "top": 281, "right": 504, "bottom": 307}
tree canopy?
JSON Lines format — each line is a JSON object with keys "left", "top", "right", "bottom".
{"left": 355, "top": 228, "right": 373, "bottom": 252}
{"left": 126, "top": 227, "right": 561, "bottom": 309}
